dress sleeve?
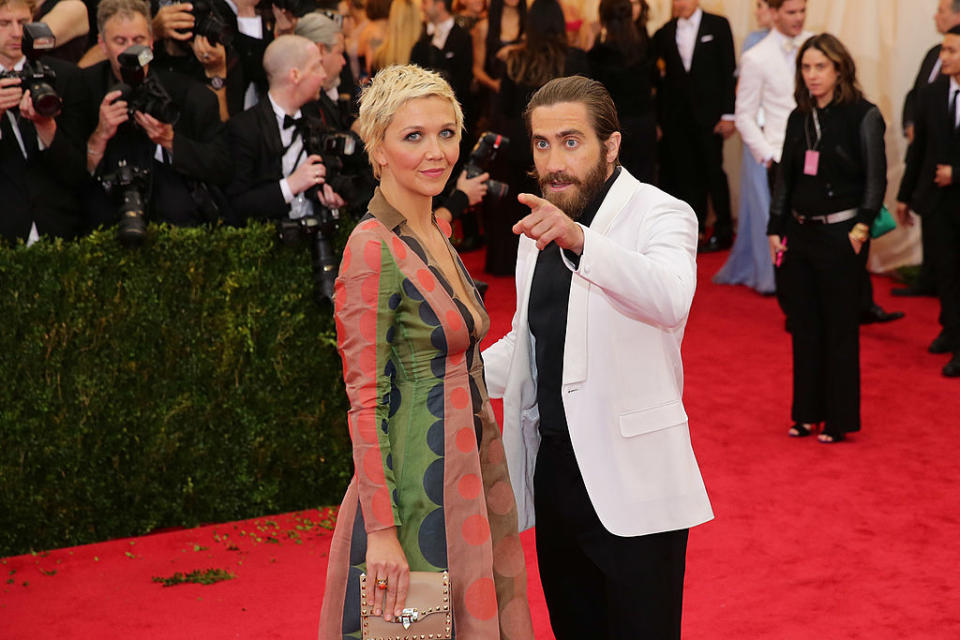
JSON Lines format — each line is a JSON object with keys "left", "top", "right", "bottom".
{"left": 334, "top": 225, "right": 402, "bottom": 533}
{"left": 856, "top": 106, "right": 887, "bottom": 226}
{"left": 767, "top": 110, "right": 800, "bottom": 237}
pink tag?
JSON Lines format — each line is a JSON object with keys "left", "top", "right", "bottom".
{"left": 804, "top": 150, "right": 820, "bottom": 176}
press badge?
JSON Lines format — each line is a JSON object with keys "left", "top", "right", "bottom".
{"left": 804, "top": 150, "right": 820, "bottom": 176}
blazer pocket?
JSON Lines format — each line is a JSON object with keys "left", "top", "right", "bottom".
{"left": 619, "top": 401, "right": 688, "bottom": 438}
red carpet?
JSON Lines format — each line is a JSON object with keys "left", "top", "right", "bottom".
{"left": 3, "top": 249, "right": 960, "bottom": 639}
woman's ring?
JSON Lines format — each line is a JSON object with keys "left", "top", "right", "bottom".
{"left": 376, "top": 578, "right": 387, "bottom": 590}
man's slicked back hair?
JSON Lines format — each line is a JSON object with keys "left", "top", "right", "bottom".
{"left": 523, "top": 75, "right": 620, "bottom": 144}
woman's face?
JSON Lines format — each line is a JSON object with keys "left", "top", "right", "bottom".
{"left": 801, "top": 47, "right": 839, "bottom": 104}
{"left": 504, "top": 0, "right": 521, "bottom": 9}
{"left": 464, "top": 0, "right": 485, "bottom": 15}
{"left": 631, "top": 0, "right": 642, "bottom": 23}
{"left": 375, "top": 96, "right": 460, "bottom": 198}
{"left": 754, "top": 0, "right": 772, "bottom": 29}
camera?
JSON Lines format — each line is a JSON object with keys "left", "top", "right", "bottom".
{"left": 99, "top": 160, "right": 152, "bottom": 248}
{"left": 303, "top": 127, "right": 367, "bottom": 204}
{"left": 277, "top": 207, "right": 341, "bottom": 310}
{"left": 114, "top": 45, "right": 180, "bottom": 124}
{"left": 0, "top": 23, "right": 61, "bottom": 118}
{"left": 465, "top": 132, "right": 509, "bottom": 202}
{"left": 191, "top": 0, "right": 233, "bottom": 47}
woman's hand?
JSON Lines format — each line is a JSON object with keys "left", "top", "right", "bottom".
{"left": 848, "top": 222, "right": 869, "bottom": 255}
{"left": 849, "top": 234, "right": 864, "bottom": 254}
{"left": 768, "top": 234, "right": 786, "bottom": 266}
{"left": 365, "top": 527, "right": 409, "bottom": 622}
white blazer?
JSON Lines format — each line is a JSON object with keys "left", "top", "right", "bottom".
{"left": 735, "top": 29, "right": 814, "bottom": 165}
{"left": 482, "top": 169, "right": 714, "bottom": 537}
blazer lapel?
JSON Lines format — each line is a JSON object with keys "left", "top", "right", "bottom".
{"left": 562, "top": 169, "right": 640, "bottom": 387}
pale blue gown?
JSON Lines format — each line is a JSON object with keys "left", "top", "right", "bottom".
{"left": 712, "top": 29, "right": 775, "bottom": 295}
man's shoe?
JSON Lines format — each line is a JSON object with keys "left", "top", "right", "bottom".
{"left": 891, "top": 285, "right": 936, "bottom": 297}
{"left": 860, "top": 304, "right": 905, "bottom": 324}
{"left": 929, "top": 332, "right": 955, "bottom": 354}
{"left": 942, "top": 354, "right": 960, "bottom": 377}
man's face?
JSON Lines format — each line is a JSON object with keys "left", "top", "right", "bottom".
{"left": 529, "top": 101, "right": 619, "bottom": 220}
{"left": 672, "top": 0, "right": 698, "bottom": 20}
{"left": 319, "top": 34, "right": 345, "bottom": 91}
{"left": 941, "top": 33, "right": 960, "bottom": 76}
{"left": 935, "top": 0, "right": 960, "bottom": 34}
{"left": 296, "top": 43, "right": 327, "bottom": 104}
{"left": 772, "top": 0, "right": 806, "bottom": 38}
{"left": 0, "top": 3, "right": 30, "bottom": 69}
{"left": 425, "top": 0, "right": 446, "bottom": 23}
{"left": 100, "top": 13, "right": 153, "bottom": 81}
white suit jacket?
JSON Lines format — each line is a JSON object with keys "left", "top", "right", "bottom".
{"left": 735, "top": 29, "right": 814, "bottom": 165}
{"left": 482, "top": 169, "right": 714, "bottom": 537}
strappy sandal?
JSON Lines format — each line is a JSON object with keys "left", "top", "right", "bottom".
{"left": 788, "top": 423, "right": 815, "bottom": 438}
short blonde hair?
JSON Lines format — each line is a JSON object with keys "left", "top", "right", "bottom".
{"left": 357, "top": 64, "right": 464, "bottom": 179}
{"left": 0, "top": 0, "right": 37, "bottom": 15}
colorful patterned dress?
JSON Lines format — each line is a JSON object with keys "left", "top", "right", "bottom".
{"left": 318, "top": 189, "right": 533, "bottom": 640}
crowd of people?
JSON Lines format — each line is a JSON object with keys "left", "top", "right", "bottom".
{"left": 4, "top": 0, "right": 959, "bottom": 636}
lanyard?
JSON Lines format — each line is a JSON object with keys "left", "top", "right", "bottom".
{"left": 805, "top": 108, "right": 823, "bottom": 151}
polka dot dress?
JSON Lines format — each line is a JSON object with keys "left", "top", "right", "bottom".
{"left": 319, "top": 190, "right": 534, "bottom": 640}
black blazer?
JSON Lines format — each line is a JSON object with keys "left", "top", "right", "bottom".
{"left": 80, "top": 61, "right": 232, "bottom": 228}
{"left": 898, "top": 78, "right": 960, "bottom": 217}
{"left": 409, "top": 23, "right": 474, "bottom": 108}
{"left": 0, "top": 57, "right": 89, "bottom": 244}
{"left": 653, "top": 12, "right": 736, "bottom": 128}
{"left": 225, "top": 98, "right": 329, "bottom": 221}
{"left": 903, "top": 45, "right": 942, "bottom": 132}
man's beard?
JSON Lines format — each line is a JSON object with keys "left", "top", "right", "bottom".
{"left": 537, "top": 152, "right": 609, "bottom": 220}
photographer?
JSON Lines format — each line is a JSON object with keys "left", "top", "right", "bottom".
{"left": 150, "top": 0, "right": 269, "bottom": 108}
{"left": 1, "top": 0, "right": 88, "bottom": 244}
{"left": 82, "top": 0, "right": 231, "bottom": 230}
{"left": 225, "top": 33, "right": 344, "bottom": 221}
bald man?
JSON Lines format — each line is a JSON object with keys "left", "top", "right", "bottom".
{"left": 225, "top": 34, "right": 342, "bottom": 221}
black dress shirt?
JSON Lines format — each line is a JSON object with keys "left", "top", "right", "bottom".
{"left": 528, "top": 167, "right": 621, "bottom": 446}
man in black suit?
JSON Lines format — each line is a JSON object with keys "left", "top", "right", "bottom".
{"left": 225, "top": 33, "right": 346, "bottom": 222}
{"left": 82, "top": 0, "right": 232, "bottom": 230}
{"left": 0, "top": 0, "right": 88, "bottom": 244}
{"left": 894, "top": 0, "right": 960, "bottom": 297}
{"left": 294, "top": 11, "right": 350, "bottom": 130}
{"left": 410, "top": 0, "right": 473, "bottom": 111}
{"left": 654, "top": 0, "right": 736, "bottom": 252}
{"left": 897, "top": 26, "right": 960, "bottom": 377}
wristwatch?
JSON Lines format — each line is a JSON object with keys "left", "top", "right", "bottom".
{"left": 206, "top": 75, "right": 226, "bottom": 90}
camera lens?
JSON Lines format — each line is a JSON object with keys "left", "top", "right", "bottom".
{"left": 117, "top": 190, "right": 147, "bottom": 247}
{"left": 29, "top": 81, "right": 62, "bottom": 118}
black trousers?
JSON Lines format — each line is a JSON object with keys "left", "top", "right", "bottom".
{"left": 930, "top": 206, "right": 960, "bottom": 351}
{"left": 534, "top": 437, "right": 689, "bottom": 640}
{"left": 778, "top": 217, "right": 862, "bottom": 436}
{"left": 660, "top": 122, "right": 733, "bottom": 240}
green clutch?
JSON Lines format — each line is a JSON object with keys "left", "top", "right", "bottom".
{"left": 871, "top": 205, "right": 896, "bottom": 239}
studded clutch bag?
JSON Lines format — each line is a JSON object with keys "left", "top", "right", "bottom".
{"left": 359, "top": 570, "right": 452, "bottom": 640}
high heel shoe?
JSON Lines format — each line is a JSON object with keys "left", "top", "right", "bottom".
{"left": 817, "top": 431, "right": 845, "bottom": 444}
{"left": 788, "top": 423, "right": 817, "bottom": 438}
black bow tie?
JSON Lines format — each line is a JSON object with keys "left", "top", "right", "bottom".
{"left": 282, "top": 114, "right": 303, "bottom": 131}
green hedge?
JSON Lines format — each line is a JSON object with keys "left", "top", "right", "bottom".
{"left": 0, "top": 223, "right": 353, "bottom": 557}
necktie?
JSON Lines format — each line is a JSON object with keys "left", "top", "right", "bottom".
{"left": 951, "top": 89, "right": 958, "bottom": 132}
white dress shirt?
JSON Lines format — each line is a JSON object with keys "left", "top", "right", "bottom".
{"left": 675, "top": 8, "right": 702, "bottom": 73}
{"left": 426, "top": 16, "right": 455, "bottom": 50}
{"left": 735, "top": 28, "right": 814, "bottom": 165}
{"left": 267, "top": 92, "right": 310, "bottom": 218}
{"left": 950, "top": 76, "right": 960, "bottom": 129}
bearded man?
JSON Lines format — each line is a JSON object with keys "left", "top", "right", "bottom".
{"left": 482, "top": 75, "right": 713, "bottom": 640}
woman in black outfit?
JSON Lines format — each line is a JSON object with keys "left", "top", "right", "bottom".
{"left": 588, "top": 0, "right": 656, "bottom": 182}
{"left": 484, "top": 0, "right": 588, "bottom": 275}
{"left": 767, "top": 33, "right": 886, "bottom": 443}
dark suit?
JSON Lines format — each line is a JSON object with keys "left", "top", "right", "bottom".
{"left": 901, "top": 45, "right": 944, "bottom": 293}
{"left": 225, "top": 98, "right": 330, "bottom": 221}
{"left": 80, "top": 61, "right": 232, "bottom": 229}
{"left": 898, "top": 78, "right": 960, "bottom": 350}
{"left": 409, "top": 22, "right": 474, "bottom": 113}
{"left": 654, "top": 11, "right": 736, "bottom": 242}
{"left": 0, "top": 57, "right": 88, "bottom": 244}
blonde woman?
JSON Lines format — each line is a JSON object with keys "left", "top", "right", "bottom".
{"left": 367, "top": 0, "right": 422, "bottom": 75}
{"left": 318, "top": 65, "right": 534, "bottom": 640}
